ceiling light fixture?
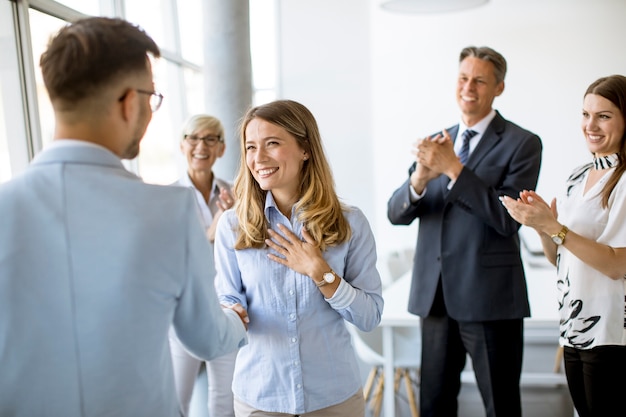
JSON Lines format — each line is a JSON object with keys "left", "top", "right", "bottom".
{"left": 380, "top": 0, "right": 489, "bottom": 14}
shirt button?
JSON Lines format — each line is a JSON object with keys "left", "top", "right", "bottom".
{"left": 296, "top": 384, "right": 302, "bottom": 389}
{"left": 291, "top": 337, "right": 297, "bottom": 343}
{"left": 289, "top": 290, "right": 295, "bottom": 295}
{"left": 289, "top": 313, "right": 296, "bottom": 320}
{"left": 293, "top": 360, "right": 299, "bottom": 366}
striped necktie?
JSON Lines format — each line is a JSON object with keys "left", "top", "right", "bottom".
{"left": 458, "top": 129, "right": 477, "bottom": 165}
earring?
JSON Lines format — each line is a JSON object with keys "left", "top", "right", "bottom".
{"left": 303, "top": 156, "right": 309, "bottom": 161}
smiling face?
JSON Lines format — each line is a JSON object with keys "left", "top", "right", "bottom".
{"left": 180, "top": 127, "right": 225, "bottom": 177}
{"left": 244, "top": 117, "right": 308, "bottom": 205}
{"left": 456, "top": 57, "right": 504, "bottom": 126}
{"left": 582, "top": 93, "right": 626, "bottom": 157}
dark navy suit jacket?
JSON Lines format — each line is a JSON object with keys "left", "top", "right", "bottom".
{"left": 387, "top": 111, "right": 542, "bottom": 321}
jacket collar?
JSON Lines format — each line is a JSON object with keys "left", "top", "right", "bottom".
{"left": 32, "top": 140, "right": 128, "bottom": 171}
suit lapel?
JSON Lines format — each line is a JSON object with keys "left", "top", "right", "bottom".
{"left": 438, "top": 125, "right": 460, "bottom": 193}
{"left": 464, "top": 112, "right": 505, "bottom": 169}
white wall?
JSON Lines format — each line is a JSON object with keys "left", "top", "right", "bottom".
{"left": 371, "top": 0, "right": 626, "bottom": 260}
{"left": 277, "top": 0, "right": 373, "bottom": 219}
{"left": 277, "top": 0, "right": 626, "bottom": 318}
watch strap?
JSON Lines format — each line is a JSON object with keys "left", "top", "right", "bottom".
{"left": 552, "top": 225, "right": 569, "bottom": 245}
{"left": 315, "top": 270, "right": 336, "bottom": 287}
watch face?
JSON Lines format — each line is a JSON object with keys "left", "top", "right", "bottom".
{"left": 552, "top": 236, "right": 563, "bottom": 245}
{"left": 323, "top": 272, "right": 335, "bottom": 283}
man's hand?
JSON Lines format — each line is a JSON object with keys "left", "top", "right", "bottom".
{"left": 223, "top": 303, "right": 249, "bottom": 330}
{"left": 417, "top": 129, "right": 464, "bottom": 181}
{"left": 410, "top": 137, "right": 439, "bottom": 193}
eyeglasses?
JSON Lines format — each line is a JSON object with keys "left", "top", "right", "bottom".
{"left": 118, "top": 88, "right": 164, "bottom": 112}
{"left": 183, "top": 134, "right": 223, "bottom": 147}
{"left": 135, "top": 89, "right": 164, "bottom": 112}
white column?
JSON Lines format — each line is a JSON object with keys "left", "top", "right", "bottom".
{"left": 202, "top": 0, "right": 253, "bottom": 181}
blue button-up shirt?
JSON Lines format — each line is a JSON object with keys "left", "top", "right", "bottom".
{"left": 215, "top": 193, "right": 383, "bottom": 414}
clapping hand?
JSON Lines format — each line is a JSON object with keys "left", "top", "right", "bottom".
{"left": 500, "top": 190, "right": 558, "bottom": 233}
{"left": 216, "top": 187, "right": 235, "bottom": 211}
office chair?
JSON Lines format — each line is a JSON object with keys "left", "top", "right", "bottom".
{"left": 346, "top": 322, "right": 420, "bottom": 417}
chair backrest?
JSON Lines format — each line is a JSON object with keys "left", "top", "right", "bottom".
{"left": 346, "top": 322, "right": 421, "bottom": 369}
{"left": 346, "top": 322, "right": 384, "bottom": 365}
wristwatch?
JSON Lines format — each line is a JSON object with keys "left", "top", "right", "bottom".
{"left": 315, "top": 270, "right": 337, "bottom": 287}
{"left": 551, "top": 225, "right": 569, "bottom": 245}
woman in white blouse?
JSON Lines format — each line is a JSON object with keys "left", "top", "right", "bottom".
{"left": 169, "top": 114, "right": 238, "bottom": 417}
{"left": 501, "top": 74, "right": 626, "bottom": 417}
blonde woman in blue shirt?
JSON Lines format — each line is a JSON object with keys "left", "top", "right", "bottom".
{"left": 214, "top": 99, "right": 384, "bottom": 417}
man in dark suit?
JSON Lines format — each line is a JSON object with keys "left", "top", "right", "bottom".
{"left": 387, "top": 46, "right": 542, "bottom": 417}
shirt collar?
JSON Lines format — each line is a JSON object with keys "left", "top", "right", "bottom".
{"left": 458, "top": 108, "right": 497, "bottom": 137}
{"left": 264, "top": 192, "right": 298, "bottom": 220}
{"left": 179, "top": 172, "right": 219, "bottom": 195}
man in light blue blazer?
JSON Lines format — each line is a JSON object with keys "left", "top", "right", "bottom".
{"left": 0, "top": 17, "right": 247, "bottom": 417}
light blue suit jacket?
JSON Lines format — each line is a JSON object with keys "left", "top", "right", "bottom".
{"left": 0, "top": 141, "right": 247, "bottom": 417}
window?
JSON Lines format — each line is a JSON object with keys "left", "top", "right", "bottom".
{"left": 54, "top": 0, "right": 100, "bottom": 16}
{"left": 3, "top": 0, "right": 277, "bottom": 185}
{"left": 123, "top": 0, "right": 205, "bottom": 185}
{"left": 28, "top": 9, "right": 68, "bottom": 149}
{"left": 0, "top": 1, "right": 30, "bottom": 182}
{"left": 250, "top": 0, "right": 277, "bottom": 105}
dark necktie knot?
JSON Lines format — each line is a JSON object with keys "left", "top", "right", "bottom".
{"left": 458, "top": 129, "right": 477, "bottom": 165}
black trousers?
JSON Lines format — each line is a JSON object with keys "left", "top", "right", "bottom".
{"left": 564, "top": 345, "right": 626, "bottom": 417}
{"left": 419, "top": 285, "right": 524, "bottom": 417}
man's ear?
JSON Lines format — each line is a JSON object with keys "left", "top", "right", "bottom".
{"left": 495, "top": 81, "right": 505, "bottom": 97}
{"left": 119, "top": 89, "right": 137, "bottom": 122}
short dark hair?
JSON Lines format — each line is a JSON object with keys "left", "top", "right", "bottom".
{"left": 40, "top": 17, "right": 160, "bottom": 105}
{"left": 459, "top": 46, "right": 507, "bottom": 84}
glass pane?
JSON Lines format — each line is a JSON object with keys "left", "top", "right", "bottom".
{"left": 0, "top": 81, "right": 12, "bottom": 182}
{"left": 55, "top": 0, "right": 100, "bottom": 16}
{"left": 29, "top": 10, "right": 69, "bottom": 149}
{"left": 125, "top": 0, "right": 173, "bottom": 53}
{"left": 0, "top": 1, "right": 28, "bottom": 182}
{"left": 254, "top": 89, "right": 276, "bottom": 106}
{"left": 177, "top": 0, "right": 204, "bottom": 65}
{"left": 250, "top": 0, "right": 276, "bottom": 90}
{"left": 136, "top": 60, "right": 179, "bottom": 185}
{"left": 184, "top": 67, "right": 205, "bottom": 115}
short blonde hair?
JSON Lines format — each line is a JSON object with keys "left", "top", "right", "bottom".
{"left": 180, "top": 114, "right": 224, "bottom": 141}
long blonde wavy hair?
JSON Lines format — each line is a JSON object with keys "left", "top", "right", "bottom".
{"left": 233, "top": 99, "right": 350, "bottom": 251}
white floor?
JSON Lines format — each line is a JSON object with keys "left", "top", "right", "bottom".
{"left": 188, "top": 357, "right": 575, "bottom": 417}
{"left": 360, "top": 364, "right": 575, "bottom": 417}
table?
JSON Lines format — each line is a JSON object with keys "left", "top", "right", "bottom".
{"left": 379, "top": 273, "right": 567, "bottom": 417}
{"left": 379, "top": 273, "right": 419, "bottom": 417}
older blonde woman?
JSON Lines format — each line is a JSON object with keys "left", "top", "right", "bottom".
{"left": 169, "top": 114, "right": 238, "bottom": 417}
